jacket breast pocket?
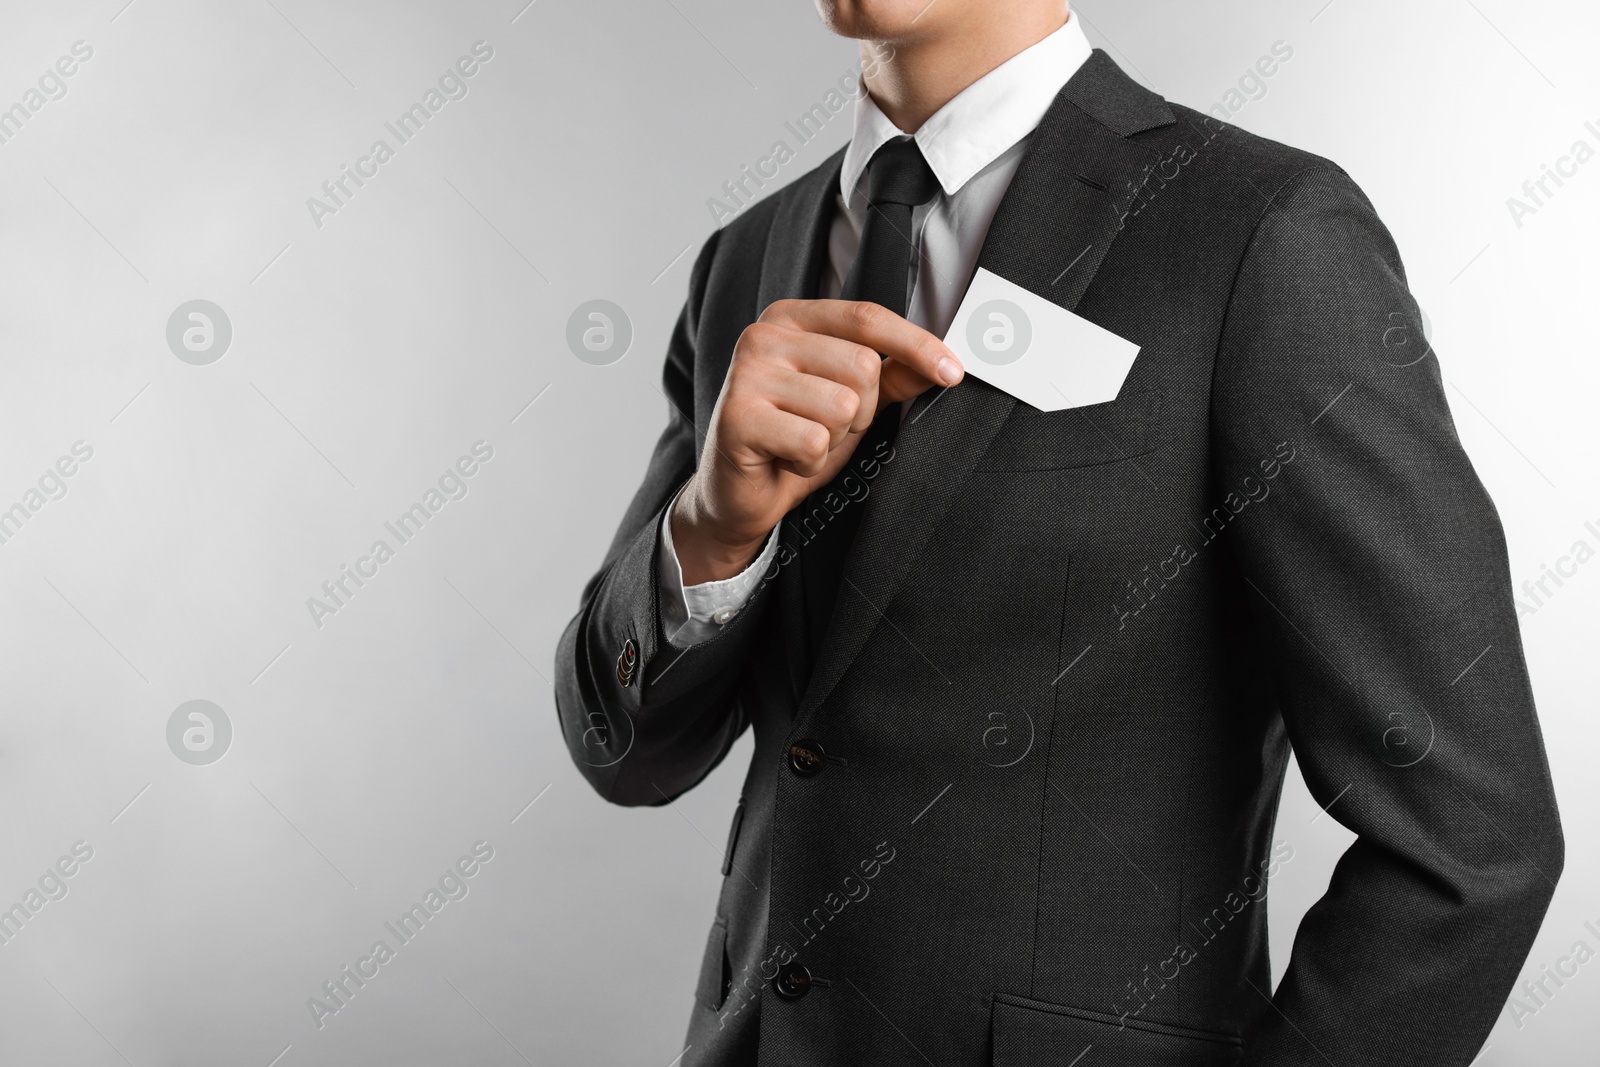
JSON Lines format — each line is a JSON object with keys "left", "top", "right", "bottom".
{"left": 974, "top": 388, "right": 1160, "bottom": 472}
{"left": 721, "top": 801, "right": 744, "bottom": 877}
{"left": 991, "top": 993, "right": 1240, "bottom": 1066}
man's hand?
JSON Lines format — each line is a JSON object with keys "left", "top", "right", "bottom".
{"left": 671, "top": 299, "right": 964, "bottom": 585}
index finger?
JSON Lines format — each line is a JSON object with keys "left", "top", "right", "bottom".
{"left": 763, "top": 300, "right": 964, "bottom": 387}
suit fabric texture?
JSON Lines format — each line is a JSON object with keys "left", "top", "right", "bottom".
{"left": 554, "top": 50, "right": 1563, "bottom": 1067}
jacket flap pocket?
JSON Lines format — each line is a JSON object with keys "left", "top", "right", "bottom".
{"left": 992, "top": 993, "right": 1239, "bottom": 1066}
{"left": 696, "top": 917, "right": 730, "bottom": 1011}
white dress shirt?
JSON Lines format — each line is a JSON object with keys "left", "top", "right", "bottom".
{"left": 659, "top": 16, "right": 1093, "bottom": 648}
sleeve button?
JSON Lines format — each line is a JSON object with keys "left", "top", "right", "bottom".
{"left": 615, "top": 638, "right": 638, "bottom": 687}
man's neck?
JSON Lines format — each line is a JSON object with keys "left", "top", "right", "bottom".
{"left": 857, "top": 5, "right": 1071, "bottom": 133}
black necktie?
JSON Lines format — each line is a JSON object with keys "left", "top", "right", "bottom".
{"left": 796, "top": 136, "right": 941, "bottom": 670}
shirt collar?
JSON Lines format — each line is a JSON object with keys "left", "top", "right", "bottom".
{"left": 838, "top": 15, "right": 1092, "bottom": 205}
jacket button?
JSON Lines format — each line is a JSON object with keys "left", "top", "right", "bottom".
{"left": 787, "top": 739, "right": 826, "bottom": 777}
{"left": 615, "top": 638, "right": 638, "bottom": 688}
{"left": 773, "top": 963, "right": 813, "bottom": 1000}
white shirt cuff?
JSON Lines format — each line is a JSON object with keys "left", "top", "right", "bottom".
{"left": 658, "top": 495, "right": 781, "bottom": 649}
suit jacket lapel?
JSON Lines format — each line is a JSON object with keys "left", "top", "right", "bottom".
{"left": 795, "top": 51, "right": 1175, "bottom": 723}
{"left": 755, "top": 146, "right": 847, "bottom": 705}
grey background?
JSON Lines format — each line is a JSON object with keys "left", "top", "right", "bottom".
{"left": 0, "top": 0, "right": 1595, "bottom": 1064}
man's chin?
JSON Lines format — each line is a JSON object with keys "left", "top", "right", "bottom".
{"left": 813, "top": 0, "right": 939, "bottom": 41}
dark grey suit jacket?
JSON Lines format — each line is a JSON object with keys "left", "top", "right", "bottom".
{"left": 555, "top": 50, "right": 1563, "bottom": 1067}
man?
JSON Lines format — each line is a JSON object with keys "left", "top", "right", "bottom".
{"left": 555, "top": 1, "right": 1564, "bottom": 1063}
